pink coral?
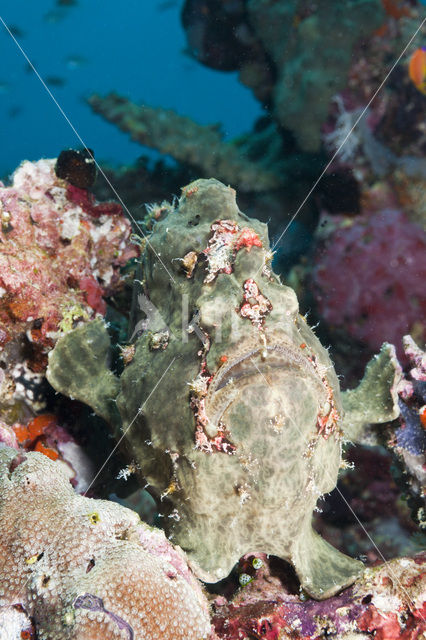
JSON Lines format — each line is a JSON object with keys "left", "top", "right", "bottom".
{"left": 0, "top": 419, "right": 18, "bottom": 449}
{"left": 0, "top": 159, "right": 138, "bottom": 367}
{"left": 0, "top": 447, "right": 212, "bottom": 639}
{"left": 312, "top": 209, "right": 426, "bottom": 357}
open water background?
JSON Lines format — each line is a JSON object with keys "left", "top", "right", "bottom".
{"left": 0, "top": 0, "right": 261, "bottom": 177}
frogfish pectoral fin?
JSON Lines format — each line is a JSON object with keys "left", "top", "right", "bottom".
{"left": 292, "top": 526, "right": 364, "bottom": 600}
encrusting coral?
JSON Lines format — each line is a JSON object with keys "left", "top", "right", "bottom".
{"left": 0, "top": 157, "right": 138, "bottom": 424}
{"left": 391, "top": 336, "right": 426, "bottom": 530}
{"left": 244, "top": 0, "right": 385, "bottom": 152}
{"left": 0, "top": 447, "right": 212, "bottom": 640}
{"left": 47, "top": 178, "right": 401, "bottom": 600}
{"left": 180, "top": 0, "right": 385, "bottom": 152}
{"left": 212, "top": 551, "right": 426, "bottom": 639}
{"left": 0, "top": 158, "right": 137, "bottom": 355}
{"left": 312, "top": 208, "right": 426, "bottom": 357}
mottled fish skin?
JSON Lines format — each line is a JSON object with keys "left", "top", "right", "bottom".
{"left": 116, "top": 178, "right": 363, "bottom": 598}
{"left": 206, "top": 341, "right": 325, "bottom": 434}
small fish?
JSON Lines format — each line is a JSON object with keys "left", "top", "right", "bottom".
{"left": 408, "top": 48, "right": 426, "bottom": 95}
{"left": 24, "top": 62, "right": 35, "bottom": 74}
{"left": 8, "top": 105, "right": 22, "bottom": 118}
{"left": 8, "top": 24, "right": 25, "bottom": 38}
{"left": 45, "top": 75, "right": 66, "bottom": 88}
{"left": 44, "top": 9, "right": 67, "bottom": 23}
{"left": 57, "top": 0, "right": 78, "bottom": 5}
{"left": 65, "top": 54, "right": 88, "bottom": 69}
{"left": 181, "top": 46, "right": 199, "bottom": 63}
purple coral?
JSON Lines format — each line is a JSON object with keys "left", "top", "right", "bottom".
{"left": 397, "top": 399, "right": 426, "bottom": 456}
{"left": 389, "top": 336, "right": 426, "bottom": 524}
{"left": 74, "top": 594, "right": 134, "bottom": 639}
{"left": 395, "top": 336, "right": 426, "bottom": 458}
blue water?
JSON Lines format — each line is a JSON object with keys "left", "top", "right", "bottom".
{"left": 0, "top": 0, "right": 261, "bottom": 177}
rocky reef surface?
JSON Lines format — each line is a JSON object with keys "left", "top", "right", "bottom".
{"left": 212, "top": 551, "right": 426, "bottom": 639}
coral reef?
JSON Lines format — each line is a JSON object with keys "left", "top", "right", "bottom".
{"left": 0, "top": 447, "right": 212, "bottom": 639}
{"left": 0, "top": 158, "right": 138, "bottom": 423}
{"left": 47, "top": 179, "right": 402, "bottom": 600}
{"left": 245, "top": 0, "right": 385, "bottom": 152}
{"left": 0, "top": 412, "right": 96, "bottom": 493}
{"left": 311, "top": 208, "right": 426, "bottom": 358}
{"left": 318, "top": 21, "right": 426, "bottom": 227}
{"left": 2, "top": 445, "right": 424, "bottom": 639}
{"left": 212, "top": 551, "right": 426, "bottom": 639}
{"left": 87, "top": 2, "right": 425, "bottom": 235}
{"left": 0, "top": 158, "right": 136, "bottom": 354}
{"left": 88, "top": 93, "right": 282, "bottom": 192}
{"left": 0, "top": 419, "right": 18, "bottom": 450}
{"left": 1, "top": 0, "right": 425, "bottom": 631}
{"left": 181, "top": 0, "right": 263, "bottom": 74}
{"left": 385, "top": 336, "right": 426, "bottom": 528}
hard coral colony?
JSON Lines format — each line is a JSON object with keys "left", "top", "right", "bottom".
{"left": 0, "top": 448, "right": 211, "bottom": 640}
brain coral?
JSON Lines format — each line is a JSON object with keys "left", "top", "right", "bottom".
{"left": 0, "top": 447, "right": 212, "bottom": 639}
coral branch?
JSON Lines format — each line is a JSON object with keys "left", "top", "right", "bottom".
{"left": 88, "top": 93, "right": 282, "bottom": 192}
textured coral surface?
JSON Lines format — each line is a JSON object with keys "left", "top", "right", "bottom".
{"left": 212, "top": 552, "right": 426, "bottom": 639}
{"left": 246, "top": 0, "right": 385, "bottom": 152}
{"left": 89, "top": 93, "right": 281, "bottom": 192}
{"left": 0, "top": 158, "right": 137, "bottom": 360}
{"left": 0, "top": 447, "right": 212, "bottom": 639}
